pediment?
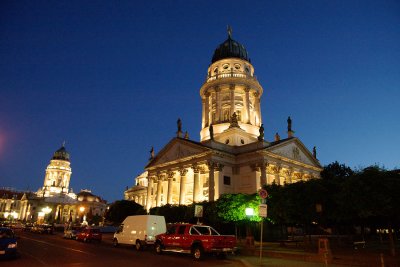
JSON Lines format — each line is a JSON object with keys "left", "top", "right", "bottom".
{"left": 267, "top": 138, "right": 321, "bottom": 167}
{"left": 146, "top": 138, "right": 210, "bottom": 168}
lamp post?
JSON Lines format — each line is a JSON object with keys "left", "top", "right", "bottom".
{"left": 245, "top": 207, "right": 254, "bottom": 247}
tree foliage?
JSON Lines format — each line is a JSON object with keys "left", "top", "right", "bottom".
{"left": 105, "top": 200, "right": 146, "bottom": 224}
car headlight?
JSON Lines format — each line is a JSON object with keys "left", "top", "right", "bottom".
{"left": 8, "top": 242, "right": 17, "bottom": 249}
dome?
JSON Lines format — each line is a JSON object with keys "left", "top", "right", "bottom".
{"left": 77, "top": 190, "right": 102, "bottom": 202}
{"left": 211, "top": 32, "right": 250, "bottom": 63}
{"left": 52, "top": 145, "right": 70, "bottom": 161}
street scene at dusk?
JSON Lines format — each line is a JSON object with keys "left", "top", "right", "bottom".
{"left": 1, "top": 1, "right": 399, "bottom": 266}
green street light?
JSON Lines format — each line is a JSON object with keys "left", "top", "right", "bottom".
{"left": 245, "top": 207, "right": 254, "bottom": 216}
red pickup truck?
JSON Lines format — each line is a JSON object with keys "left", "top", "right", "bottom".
{"left": 155, "top": 223, "right": 236, "bottom": 260}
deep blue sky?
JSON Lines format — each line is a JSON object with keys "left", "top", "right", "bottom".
{"left": 1, "top": 1, "right": 399, "bottom": 202}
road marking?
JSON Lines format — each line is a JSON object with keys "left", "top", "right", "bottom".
{"left": 21, "top": 236, "right": 96, "bottom": 256}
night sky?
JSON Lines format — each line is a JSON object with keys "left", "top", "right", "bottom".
{"left": 1, "top": 1, "right": 399, "bottom": 202}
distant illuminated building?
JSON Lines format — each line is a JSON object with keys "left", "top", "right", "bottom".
{"left": 1, "top": 144, "right": 107, "bottom": 224}
{"left": 36, "top": 144, "right": 76, "bottom": 199}
{"left": 125, "top": 29, "right": 323, "bottom": 211}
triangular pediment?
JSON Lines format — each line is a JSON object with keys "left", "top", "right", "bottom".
{"left": 146, "top": 138, "right": 210, "bottom": 168}
{"left": 267, "top": 138, "right": 321, "bottom": 167}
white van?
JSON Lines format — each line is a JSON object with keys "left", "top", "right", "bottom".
{"left": 113, "top": 215, "right": 166, "bottom": 250}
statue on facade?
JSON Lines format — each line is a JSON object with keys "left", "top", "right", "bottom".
{"left": 209, "top": 124, "right": 214, "bottom": 140}
{"left": 287, "top": 116, "right": 292, "bottom": 132}
{"left": 229, "top": 112, "right": 239, "bottom": 128}
{"left": 275, "top": 132, "right": 280, "bottom": 142}
{"left": 184, "top": 131, "right": 189, "bottom": 139}
{"left": 258, "top": 124, "right": 264, "bottom": 141}
{"left": 313, "top": 146, "right": 317, "bottom": 159}
{"left": 149, "top": 146, "right": 155, "bottom": 160}
{"left": 177, "top": 118, "right": 183, "bottom": 137}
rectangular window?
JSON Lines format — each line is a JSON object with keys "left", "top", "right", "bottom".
{"left": 223, "top": 176, "right": 231, "bottom": 185}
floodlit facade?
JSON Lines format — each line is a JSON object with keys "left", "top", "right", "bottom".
{"left": 125, "top": 30, "right": 323, "bottom": 211}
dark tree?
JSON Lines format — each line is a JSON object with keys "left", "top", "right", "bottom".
{"left": 105, "top": 200, "right": 146, "bottom": 225}
{"left": 321, "top": 161, "right": 354, "bottom": 180}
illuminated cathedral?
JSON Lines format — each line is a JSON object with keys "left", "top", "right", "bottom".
{"left": 125, "top": 29, "right": 323, "bottom": 211}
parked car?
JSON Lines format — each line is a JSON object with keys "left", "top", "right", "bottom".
{"left": 113, "top": 215, "right": 166, "bottom": 250}
{"left": 76, "top": 228, "right": 102, "bottom": 243}
{"left": 31, "top": 224, "right": 54, "bottom": 234}
{"left": 22, "top": 223, "right": 34, "bottom": 232}
{"left": 0, "top": 227, "right": 18, "bottom": 259}
{"left": 63, "top": 228, "right": 80, "bottom": 240}
{"left": 155, "top": 223, "right": 236, "bottom": 260}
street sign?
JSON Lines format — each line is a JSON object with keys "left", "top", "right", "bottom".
{"left": 259, "top": 189, "right": 268, "bottom": 199}
{"left": 259, "top": 204, "right": 267, "bottom": 218}
{"left": 194, "top": 205, "right": 203, "bottom": 218}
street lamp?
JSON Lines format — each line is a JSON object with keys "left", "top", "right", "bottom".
{"left": 245, "top": 207, "right": 255, "bottom": 247}
{"left": 245, "top": 207, "right": 254, "bottom": 216}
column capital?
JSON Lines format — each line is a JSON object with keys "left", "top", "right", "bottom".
{"left": 179, "top": 168, "right": 188, "bottom": 176}
{"left": 214, "top": 86, "right": 221, "bottom": 92}
{"left": 229, "top": 84, "right": 235, "bottom": 90}
{"left": 148, "top": 175, "right": 157, "bottom": 182}
{"left": 244, "top": 87, "right": 250, "bottom": 93}
{"left": 167, "top": 170, "right": 175, "bottom": 179}
{"left": 192, "top": 163, "right": 200, "bottom": 173}
{"left": 207, "top": 161, "right": 223, "bottom": 171}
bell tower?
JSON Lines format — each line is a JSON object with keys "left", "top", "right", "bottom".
{"left": 200, "top": 28, "right": 264, "bottom": 146}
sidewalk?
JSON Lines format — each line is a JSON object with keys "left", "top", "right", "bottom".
{"left": 233, "top": 241, "right": 400, "bottom": 267}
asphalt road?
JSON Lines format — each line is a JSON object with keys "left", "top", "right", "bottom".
{"left": 1, "top": 230, "right": 244, "bottom": 267}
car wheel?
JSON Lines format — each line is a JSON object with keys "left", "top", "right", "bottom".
{"left": 84, "top": 237, "right": 87, "bottom": 243}
{"left": 192, "top": 246, "right": 203, "bottom": 260}
{"left": 113, "top": 239, "right": 119, "bottom": 247}
{"left": 155, "top": 242, "right": 163, "bottom": 255}
{"left": 135, "top": 240, "right": 142, "bottom": 251}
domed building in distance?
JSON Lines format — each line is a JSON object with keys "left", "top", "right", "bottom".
{"left": 125, "top": 29, "right": 322, "bottom": 211}
{"left": 1, "top": 144, "right": 107, "bottom": 225}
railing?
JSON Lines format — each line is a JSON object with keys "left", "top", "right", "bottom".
{"left": 206, "top": 71, "right": 258, "bottom": 82}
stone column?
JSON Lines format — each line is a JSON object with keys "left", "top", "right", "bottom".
{"left": 167, "top": 171, "right": 174, "bottom": 204}
{"left": 245, "top": 87, "right": 251, "bottom": 123}
{"left": 146, "top": 176, "right": 154, "bottom": 211}
{"left": 230, "top": 84, "right": 235, "bottom": 117}
{"left": 215, "top": 86, "right": 221, "bottom": 122}
{"left": 254, "top": 92, "right": 261, "bottom": 126}
{"left": 274, "top": 166, "right": 281, "bottom": 185}
{"left": 207, "top": 162, "right": 215, "bottom": 202}
{"left": 192, "top": 164, "right": 201, "bottom": 203}
{"left": 202, "top": 98, "right": 206, "bottom": 128}
{"left": 214, "top": 163, "right": 223, "bottom": 199}
{"left": 156, "top": 175, "right": 163, "bottom": 206}
{"left": 178, "top": 168, "right": 188, "bottom": 205}
{"left": 260, "top": 162, "right": 267, "bottom": 187}
{"left": 205, "top": 92, "right": 210, "bottom": 127}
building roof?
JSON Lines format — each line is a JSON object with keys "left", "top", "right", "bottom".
{"left": 52, "top": 145, "right": 70, "bottom": 161}
{"left": 211, "top": 34, "right": 250, "bottom": 63}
